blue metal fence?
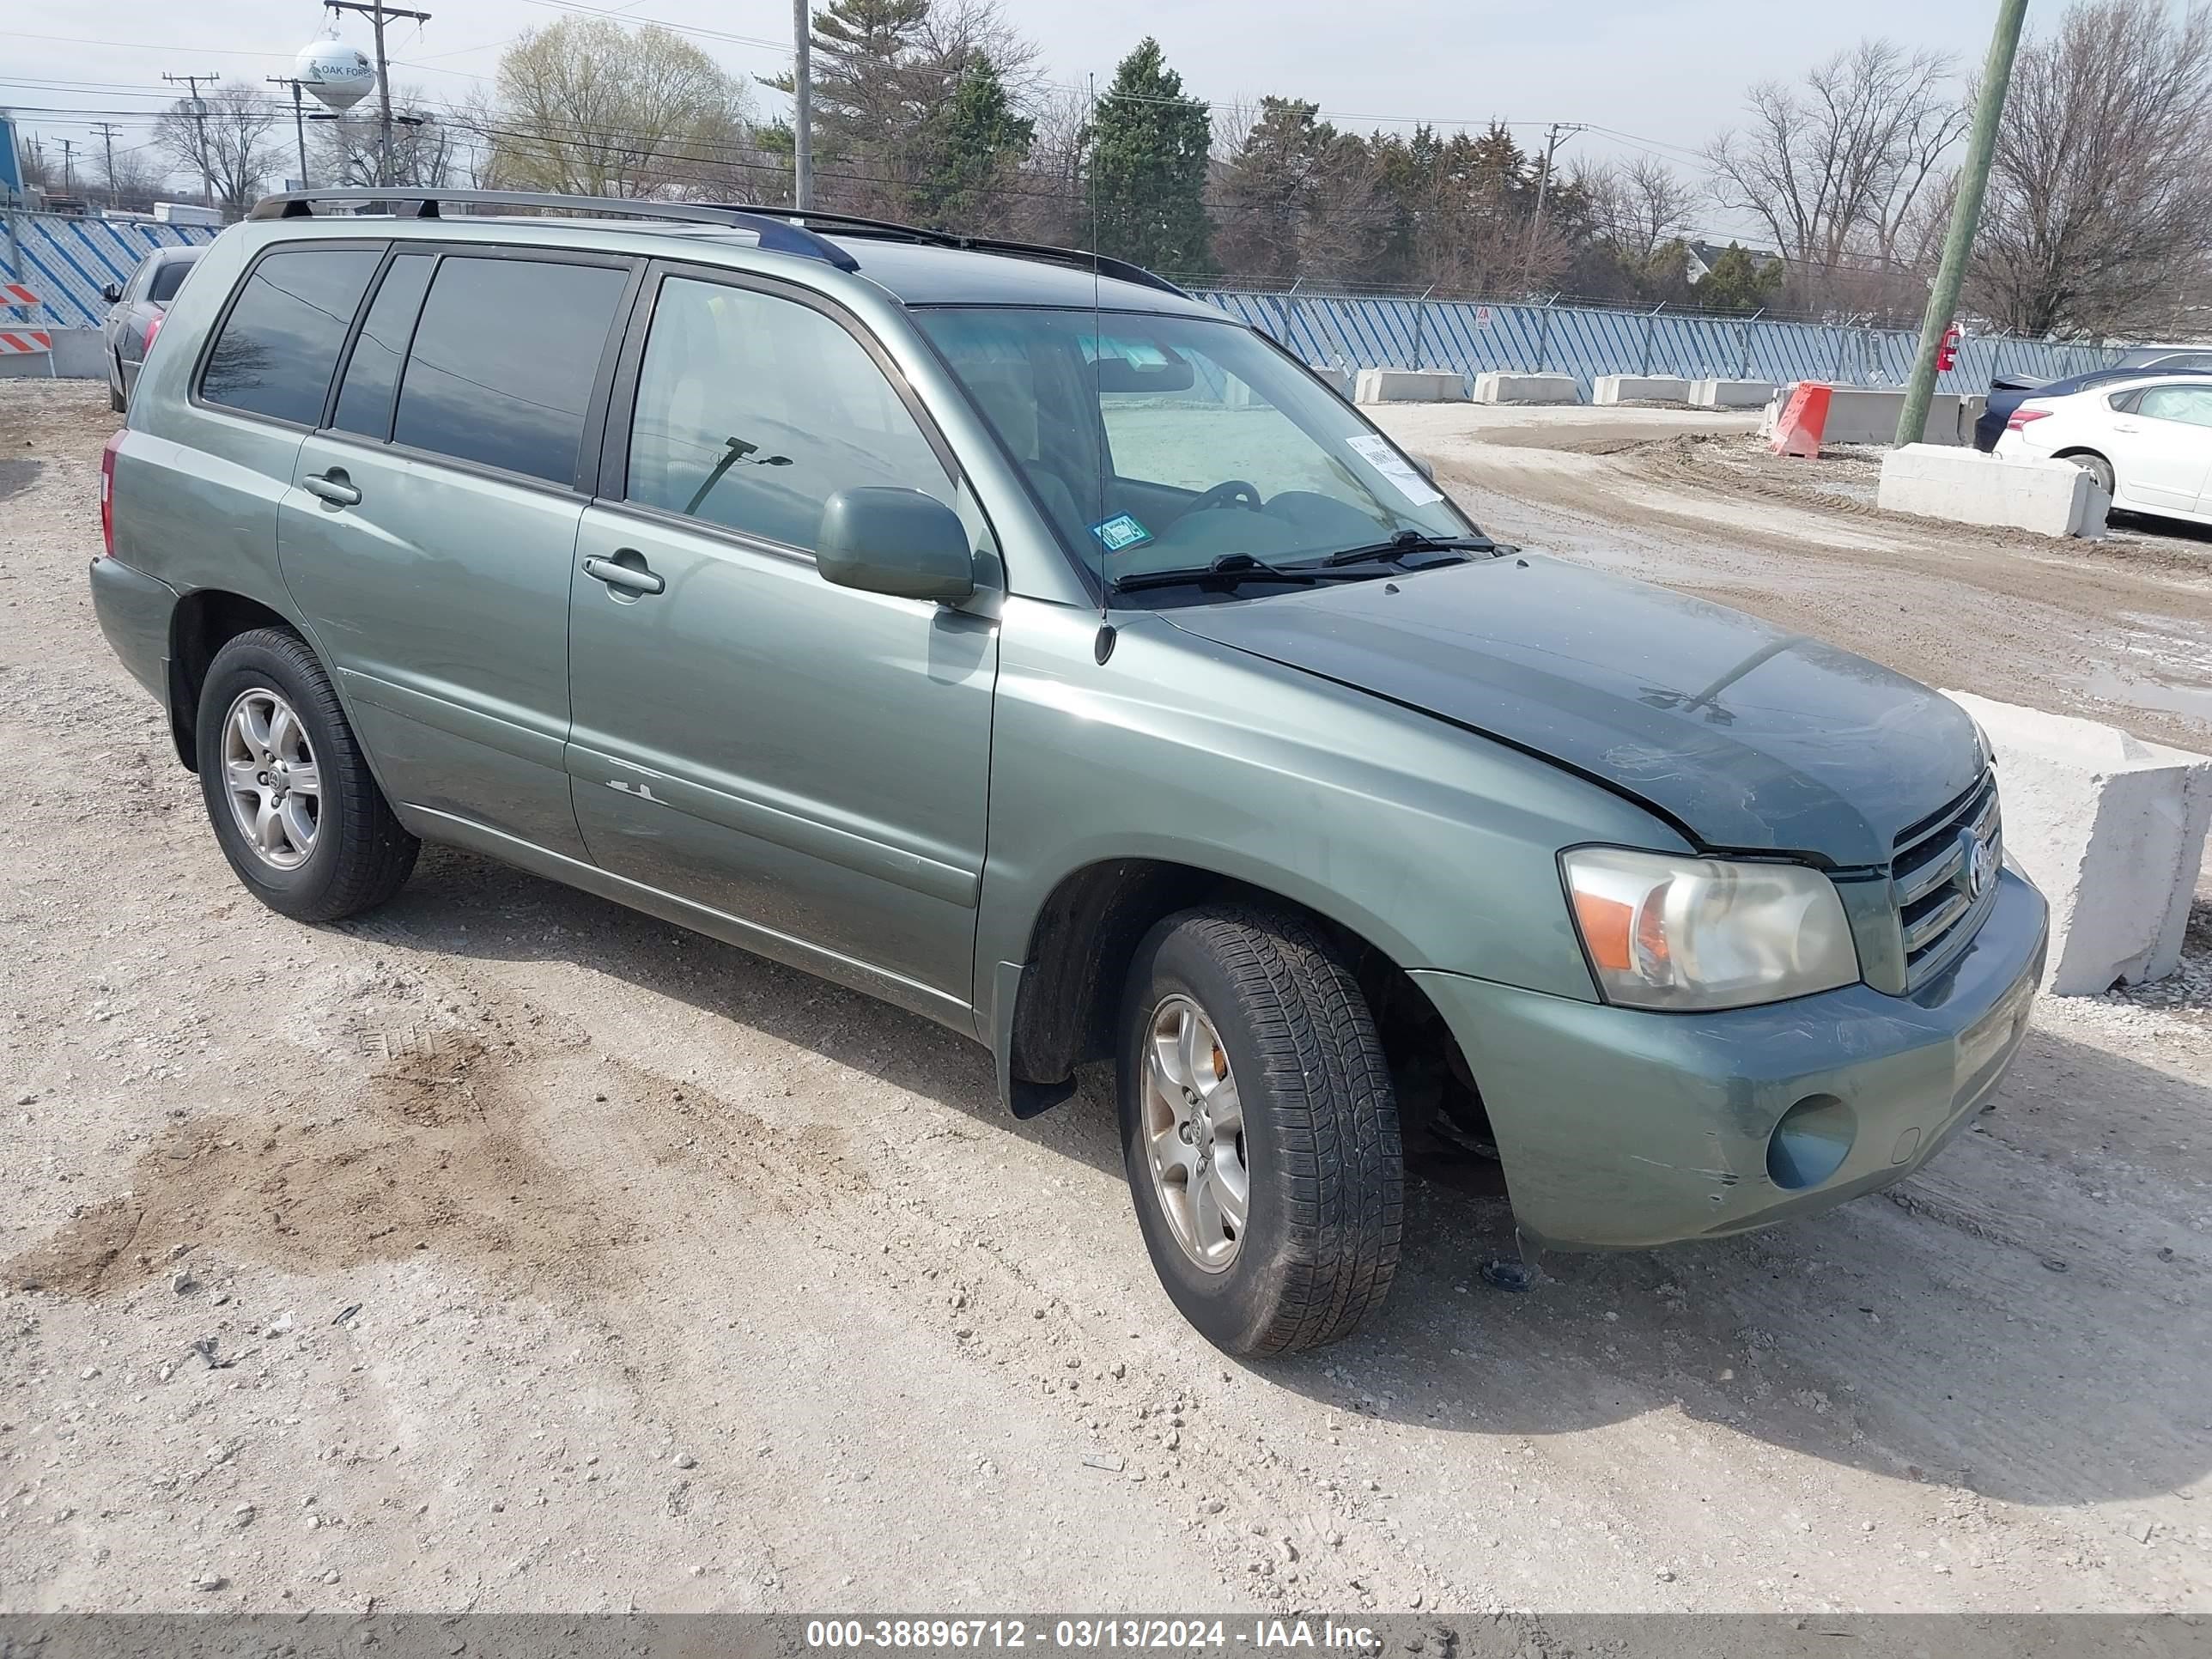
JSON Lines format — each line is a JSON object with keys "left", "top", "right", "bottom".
{"left": 2, "top": 210, "right": 2127, "bottom": 397}
{"left": 1, "top": 213, "right": 221, "bottom": 329}
{"left": 1192, "top": 288, "right": 2122, "bottom": 399}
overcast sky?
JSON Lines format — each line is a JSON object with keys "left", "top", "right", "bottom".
{"left": 8, "top": 0, "right": 2010, "bottom": 236}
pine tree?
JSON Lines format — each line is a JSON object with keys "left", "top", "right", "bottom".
{"left": 1084, "top": 38, "right": 1212, "bottom": 276}
{"left": 911, "top": 53, "right": 1033, "bottom": 228}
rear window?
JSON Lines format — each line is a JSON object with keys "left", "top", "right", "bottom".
{"left": 392, "top": 256, "right": 629, "bottom": 485}
{"left": 199, "top": 247, "right": 380, "bottom": 426}
{"left": 148, "top": 258, "right": 197, "bottom": 304}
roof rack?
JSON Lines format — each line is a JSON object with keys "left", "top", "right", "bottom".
{"left": 246, "top": 187, "right": 1188, "bottom": 298}
{"left": 246, "top": 188, "right": 860, "bottom": 271}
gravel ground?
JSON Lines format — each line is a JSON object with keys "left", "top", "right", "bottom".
{"left": 3, "top": 381, "right": 2209, "bottom": 1616}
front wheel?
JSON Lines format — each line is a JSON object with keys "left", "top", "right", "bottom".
{"left": 195, "top": 627, "right": 419, "bottom": 921}
{"left": 1117, "top": 907, "right": 1403, "bottom": 1356}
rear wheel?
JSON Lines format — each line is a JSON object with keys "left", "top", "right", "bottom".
{"left": 1117, "top": 906, "right": 1402, "bottom": 1356}
{"left": 195, "top": 628, "right": 418, "bottom": 921}
{"left": 107, "top": 351, "right": 126, "bottom": 413}
{"left": 2066, "top": 451, "right": 2116, "bottom": 499}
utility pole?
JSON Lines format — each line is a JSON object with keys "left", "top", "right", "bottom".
{"left": 91, "top": 122, "right": 119, "bottom": 204}
{"left": 324, "top": 0, "right": 432, "bottom": 188}
{"left": 792, "top": 0, "right": 812, "bottom": 210}
{"left": 266, "top": 78, "right": 313, "bottom": 188}
{"left": 161, "top": 72, "right": 220, "bottom": 210}
{"left": 1895, "top": 0, "right": 2031, "bottom": 447}
{"left": 1522, "top": 122, "right": 1582, "bottom": 291}
{"left": 57, "top": 137, "right": 74, "bottom": 196}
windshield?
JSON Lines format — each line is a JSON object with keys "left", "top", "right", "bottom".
{"left": 914, "top": 307, "right": 1476, "bottom": 589}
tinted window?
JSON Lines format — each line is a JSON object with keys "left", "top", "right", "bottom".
{"left": 393, "top": 257, "right": 628, "bottom": 484}
{"left": 148, "top": 258, "right": 197, "bottom": 303}
{"left": 626, "top": 276, "right": 951, "bottom": 549}
{"left": 332, "top": 253, "right": 434, "bottom": 441}
{"left": 2139, "top": 386, "right": 2212, "bottom": 428}
{"left": 201, "top": 247, "right": 380, "bottom": 425}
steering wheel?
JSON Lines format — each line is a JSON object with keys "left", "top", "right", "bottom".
{"left": 1192, "top": 479, "right": 1265, "bottom": 512}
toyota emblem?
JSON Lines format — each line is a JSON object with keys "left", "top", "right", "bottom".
{"left": 1966, "top": 830, "right": 1996, "bottom": 901}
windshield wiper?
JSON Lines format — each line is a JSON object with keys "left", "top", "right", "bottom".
{"left": 1320, "top": 529, "right": 1495, "bottom": 568}
{"left": 1112, "top": 552, "right": 1336, "bottom": 594}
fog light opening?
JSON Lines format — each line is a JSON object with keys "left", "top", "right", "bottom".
{"left": 1766, "top": 1094, "right": 1855, "bottom": 1190}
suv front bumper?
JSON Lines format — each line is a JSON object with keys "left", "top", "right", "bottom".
{"left": 1411, "top": 867, "right": 2048, "bottom": 1250}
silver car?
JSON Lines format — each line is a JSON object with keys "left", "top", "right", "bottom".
{"left": 100, "top": 246, "right": 203, "bottom": 410}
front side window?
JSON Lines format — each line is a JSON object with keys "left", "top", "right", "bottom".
{"left": 2139, "top": 386, "right": 2212, "bottom": 428}
{"left": 914, "top": 307, "right": 1474, "bottom": 586}
{"left": 393, "top": 256, "right": 629, "bottom": 485}
{"left": 625, "top": 276, "right": 953, "bottom": 550}
{"left": 200, "top": 247, "right": 381, "bottom": 425}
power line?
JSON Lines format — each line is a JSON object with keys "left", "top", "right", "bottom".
{"left": 160, "top": 70, "right": 219, "bottom": 209}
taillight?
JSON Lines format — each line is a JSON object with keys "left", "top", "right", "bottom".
{"left": 141, "top": 309, "right": 163, "bottom": 355}
{"left": 2006, "top": 406, "right": 2052, "bottom": 432}
{"left": 100, "top": 429, "right": 124, "bottom": 558}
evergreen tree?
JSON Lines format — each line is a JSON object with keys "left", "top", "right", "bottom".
{"left": 1084, "top": 38, "right": 1212, "bottom": 276}
{"left": 1696, "top": 244, "right": 1784, "bottom": 313}
{"left": 912, "top": 52, "right": 1033, "bottom": 228}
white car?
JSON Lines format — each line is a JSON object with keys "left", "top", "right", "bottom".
{"left": 1996, "top": 374, "right": 2212, "bottom": 529}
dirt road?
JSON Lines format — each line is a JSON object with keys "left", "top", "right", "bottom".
{"left": 3, "top": 383, "right": 2208, "bottom": 1615}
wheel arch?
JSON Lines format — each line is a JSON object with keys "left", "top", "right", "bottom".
{"left": 166, "top": 589, "right": 301, "bottom": 772}
{"left": 995, "top": 856, "right": 1473, "bottom": 1137}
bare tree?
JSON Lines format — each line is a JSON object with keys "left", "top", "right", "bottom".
{"left": 1970, "top": 0, "right": 2212, "bottom": 337}
{"left": 489, "top": 18, "right": 754, "bottom": 198}
{"left": 155, "top": 82, "right": 280, "bottom": 218}
{"left": 1586, "top": 155, "right": 1697, "bottom": 263}
{"left": 1705, "top": 40, "right": 1968, "bottom": 305}
{"left": 313, "top": 85, "right": 466, "bottom": 189}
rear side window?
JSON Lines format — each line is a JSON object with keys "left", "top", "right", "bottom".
{"left": 331, "top": 253, "right": 434, "bottom": 441}
{"left": 148, "top": 259, "right": 195, "bottom": 303}
{"left": 200, "top": 247, "right": 380, "bottom": 425}
{"left": 393, "top": 256, "right": 629, "bottom": 485}
{"left": 2139, "top": 386, "right": 2212, "bottom": 428}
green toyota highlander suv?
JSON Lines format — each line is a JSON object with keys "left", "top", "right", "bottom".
{"left": 89, "top": 189, "right": 2046, "bottom": 1356}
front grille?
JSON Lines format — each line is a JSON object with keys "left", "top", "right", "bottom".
{"left": 1892, "top": 771, "right": 2002, "bottom": 984}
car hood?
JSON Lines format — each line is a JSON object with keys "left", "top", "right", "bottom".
{"left": 1163, "top": 554, "right": 1982, "bottom": 868}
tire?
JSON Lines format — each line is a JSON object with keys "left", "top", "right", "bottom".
{"left": 108, "top": 353, "right": 127, "bottom": 413}
{"left": 1117, "top": 906, "right": 1403, "bottom": 1357}
{"left": 2067, "top": 451, "right": 2116, "bottom": 499}
{"left": 195, "top": 627, "right": 419, "bottom": 922}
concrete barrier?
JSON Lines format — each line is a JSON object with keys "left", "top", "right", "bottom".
{"left": 1688, "top": 378, "right": 1776, "bottom": 410}
{"left": 0, "top": 326, "right": 105, "bottom": 380}
{"left": 1306, "top": 363, "right": 1353, "bottom": 399}
{"left": 1760, "top": 385, "right": 1969, "bottom": 446}
{"left": 1945, "top": 691, "right": 2212, "bottom": 994}
{"left": 1591, "top": 374, "right": 1692, "bottom": 405}
{"left": 1878, "top": 444, "right": 2107, "bottom": 538}
{"left": 1354, "top": 368, "right": 1468, "bottom": 404}
{"left": 1471, "top": 371, "right": 1579, "bottom": 405}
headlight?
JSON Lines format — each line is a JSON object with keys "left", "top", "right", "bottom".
{"left": 1561, "top": 847, "right": 1860, "bottom": 1011}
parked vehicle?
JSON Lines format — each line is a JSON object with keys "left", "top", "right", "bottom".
{"left": 1995, "top": 375, "right": 2212, "bottom": 527}
{"left": 90, "top": 190, "right": 2047, "bottom": 1355}
{"left": 99, "top": 246, "right": 204, "bottom": 411}
{"left": 1975, "top": 358, "right": 2212, "bottom": 453}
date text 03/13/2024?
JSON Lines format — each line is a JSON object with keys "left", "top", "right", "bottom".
{"left": 803, "top": 1620, "right": 1382, "bottom": 1652}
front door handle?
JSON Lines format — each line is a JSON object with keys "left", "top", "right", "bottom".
{"left": 303, "top": 470, "right": 362, "bottom": 507}
{"left": 582, "top": 553, "right": 665, "bottom": 597}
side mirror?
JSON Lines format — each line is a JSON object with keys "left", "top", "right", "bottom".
{"left": 816, "top": 487, "right": 976, "bottom": 603}
{"left": 101, "top": 283, "right": 123, "bottom": 304}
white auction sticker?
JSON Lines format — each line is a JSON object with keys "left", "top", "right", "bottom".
{"left": 1346, "top": 434, "right": 1443, "bottom": 504}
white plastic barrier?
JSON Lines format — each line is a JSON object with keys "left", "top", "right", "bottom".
{"left": 1946, "top": 692, "right": 2212, "bottom": 994}
{"left": 1354, "top": 368, "right": 1469, "bottom": 404}
{"left": 1591, "top": 374, "right": 1692, "bottom": 405}
{"left": 1878, "top": 445, "right": 2107, "bottom": 538}
{"left": 1470, "top": 372, "right": 1579, "bottom": 405}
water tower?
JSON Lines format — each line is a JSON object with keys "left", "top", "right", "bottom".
{"left": 295, "top": 30, "right": 376, "bottom": 112}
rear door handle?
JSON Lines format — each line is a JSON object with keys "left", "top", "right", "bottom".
{"left": 303, "top": 470, "right": 361, "bottom": 507}
{"left": 582, "top": 553, "right": 665, "bottom": 596}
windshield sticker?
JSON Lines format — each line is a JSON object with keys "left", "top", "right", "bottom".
{"left": 1091, "top": 513, "right": 1152, "bottom": 552}
{"left": 1347, "top": 434, "right": 1443, "bottom": 505}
